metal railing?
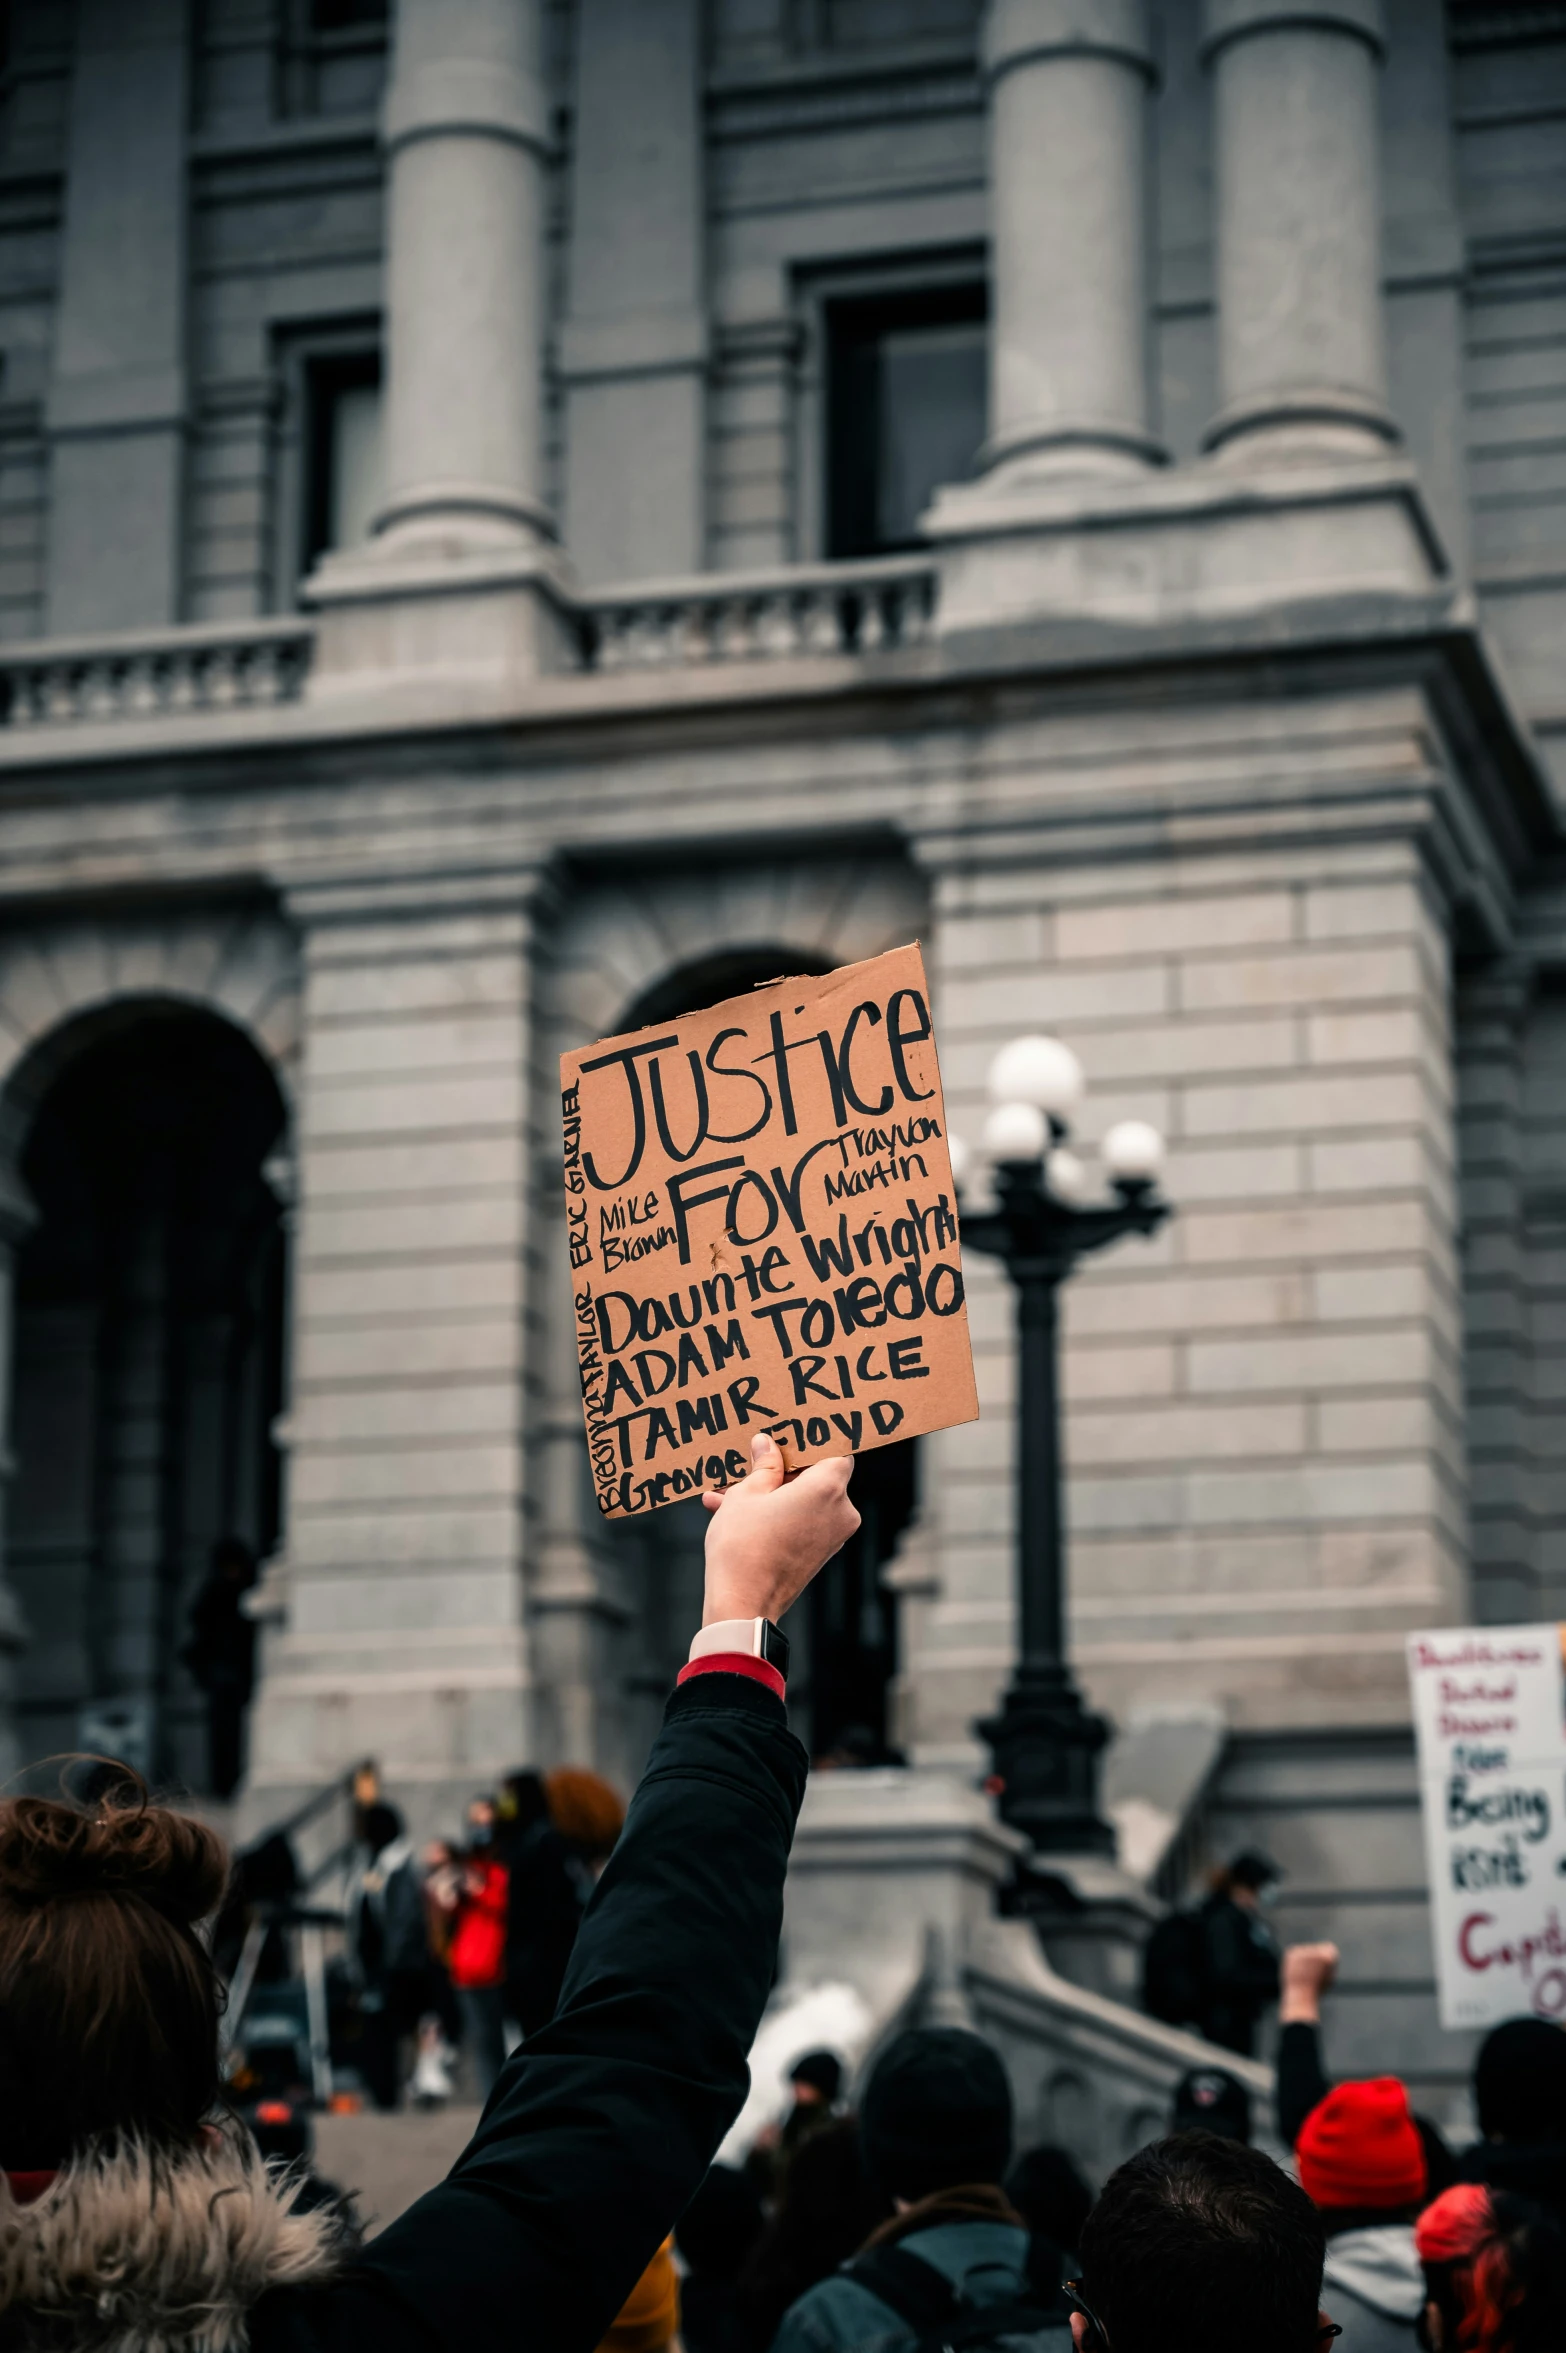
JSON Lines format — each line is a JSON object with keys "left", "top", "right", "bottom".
{"left": 0, "top": 616, "right": 315, "bottom": 728}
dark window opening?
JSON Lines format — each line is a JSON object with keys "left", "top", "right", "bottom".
{"left": 11, "top": 1007, "right": 287, "bottom": 1793}
{"left": 806, "top": 1438, "right": 916, "bottom": 1764}
{"left": 310, "top": 0, "right": 387, "bottom": 29}
{"left": 826, "top": 283, "right": 988, "bottom": 558}
{"left": 302, "top": 350, "right": 383, "bottom": 574}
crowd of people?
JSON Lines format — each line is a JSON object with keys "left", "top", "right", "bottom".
{"left": 652, "top": 1969, "right": 1566, "bottom": 2353}
{"left": 347, "top": 1764, "right": 625, "bottom": 2109}
{"left": 2, "top": 1431, "right": 1566, "bottom": 2353}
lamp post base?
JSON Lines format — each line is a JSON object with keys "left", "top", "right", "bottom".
{"left": 977, "top": 1663, "right": 1116, "bottom": 1858}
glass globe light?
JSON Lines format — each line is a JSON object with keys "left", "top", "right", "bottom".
{"left": 987, "top": 1034, "right": 1085, "bottom": 1118}
{"left": 1102, "top": 1119, "right": 1165, "bottom": 1185}
{"left": 1045, "top": 1146, "right": 1089, "bottom": 1203}
{"left": 983, "top": 1100, "right": 1049, "bottom": 1163}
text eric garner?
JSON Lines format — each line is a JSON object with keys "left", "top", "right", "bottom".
{"left": 561, "top": 943, "right": 980, "bottom": 1519}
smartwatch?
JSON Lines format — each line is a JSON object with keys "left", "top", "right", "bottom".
{"left": 687, "top": 1617, "right": 791, "bottom": 1681}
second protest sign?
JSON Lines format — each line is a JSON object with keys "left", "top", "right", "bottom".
{"left": 561, "top": 942, "right": 978, "bottom": 1519}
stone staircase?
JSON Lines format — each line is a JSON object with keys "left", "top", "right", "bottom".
{"left": 775, "top": 1766, "right": 1276, "bottom": 2185}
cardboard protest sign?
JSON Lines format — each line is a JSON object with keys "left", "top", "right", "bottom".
{"left": 561, "top": 943, "right": 978, "bottom": 1520}
{"left": 1409, "top": 1624, "right": 1566, "bottom": 2028}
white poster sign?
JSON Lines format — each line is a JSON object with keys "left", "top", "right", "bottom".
{"left": 1408, "top": 1625, "right": 1566, "bottom": 2030}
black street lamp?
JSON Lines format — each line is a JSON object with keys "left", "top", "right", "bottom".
{"left": 954, "top": 1036, "right": 1173, "bottom": 1860}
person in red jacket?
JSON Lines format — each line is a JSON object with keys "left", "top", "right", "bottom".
{"left": 449, "top": 1797, "right": 511, "bottom": 2101}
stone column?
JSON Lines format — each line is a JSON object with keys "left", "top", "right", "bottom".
{"left": 1456, "top": 966, "right": 1535, "bottom": 1624}
{"left": 240, "top": 871, "right": 544, "bottom": 1836}
{"left": 981, "top": 0, "right": 1161, "bottom": 481}
{"left": 376, "top": 0, "right": 553, "bottom": 551}
{"left": 0, "top": 1168, "right": 36, "bottom": 1783}
{"left": 561, "top": 0, "right": 706, "bottom": 582}
{"left": 46, "top": 0, "right": 190, "bottom": 633}
{"left": 1202, "top": 0, "right": 1396, "bottom": 460}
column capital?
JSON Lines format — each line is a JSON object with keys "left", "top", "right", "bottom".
{"left": 282, "top": 857, "right": 559, "bottom": 933}
{"left": 1201, "top": 0, "right": 1384, "bottom": 65}
{"left": 985, "top": 0, "right": 1156, "bottom": 85}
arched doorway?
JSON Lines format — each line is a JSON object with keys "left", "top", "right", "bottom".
{"left": 613, "top": 948, "right": 915, "bottom": 1763}
{"left": 7, "top": 1004, "right": 287, "bottom": 1792}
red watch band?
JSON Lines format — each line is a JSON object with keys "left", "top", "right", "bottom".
{"left": 676, "top": 1652, "right": 786, "bottom": 1701}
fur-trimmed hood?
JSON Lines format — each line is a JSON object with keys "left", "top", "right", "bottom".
{"left": 0, "top": 2137, "right": 346, "bottom": 2353}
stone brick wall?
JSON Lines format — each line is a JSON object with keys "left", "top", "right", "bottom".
{"left": 915, "top": 718, "right": 1465, "bottom": 1758}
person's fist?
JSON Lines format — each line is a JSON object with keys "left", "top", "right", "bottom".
{"left": 1280, "top": 1941, "right": 1339, "bottom": 2023}
{"left": 700, "top": 1434, "right": 860, "bottom": 1627}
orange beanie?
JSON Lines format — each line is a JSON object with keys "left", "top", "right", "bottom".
{"left": 1296, "top": 2078, "right": 1427, "bottom": 2211}
{"left": 597, "top": 2239, "right": 680, "bottom": 2353}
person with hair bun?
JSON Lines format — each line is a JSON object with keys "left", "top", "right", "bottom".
{"left": 1415, "top": 2183, "right": 1566, "bottom": 2352}
{"left": 0, "top": 1430, "right": 859, "bottom": 2353}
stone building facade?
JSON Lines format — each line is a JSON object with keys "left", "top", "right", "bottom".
{"left": 0, "top": 0, "right": 1563, "bottom": 2103}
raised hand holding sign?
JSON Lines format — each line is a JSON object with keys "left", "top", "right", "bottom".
{"left": 561, "top": 943, "right": 979, "bottom": 1518}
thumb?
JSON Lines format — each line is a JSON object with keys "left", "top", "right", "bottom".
{"left": 745, "top": 1430, "right": 785, "bottom": 1491}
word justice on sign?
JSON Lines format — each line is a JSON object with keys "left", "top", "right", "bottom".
{"left": 1409, "top": 1625, "right": 1566, "bottom": 2030}
{"left": 561, "top": 943, "right": 980, "bottom": 1519}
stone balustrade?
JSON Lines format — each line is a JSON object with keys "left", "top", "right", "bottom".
{"left": 0, "top": 556, "right": 941, "bottom": 731}
{"left": 0, "top": 617, "right": 316, "bottom": 728}
{"left": 577, "top": 555, "right": 938, "bottom": 673}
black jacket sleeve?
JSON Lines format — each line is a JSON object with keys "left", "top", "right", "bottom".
{"left": 252, "top": 1673, "right": 807, "bottom": 2353}
{"left": 1276, "top": 2019, "right": 1331, "bottom": 2148}
{"left": 1202, "top": 1900, "right": 1281, "bottom": 2003}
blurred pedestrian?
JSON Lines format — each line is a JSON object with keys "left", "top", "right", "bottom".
{"left": 738, "top": 2117, "right": 890, "bottom": 2351}
{"left": 409, "top": 1835, "right": 462, "bottom": 2104}
{"left": 1005, "top": 2143, "right": 1093, "bottom": 2295}
{"left": 499, "top": 1769, "right": 580, "bottom": 2040}
{"left": 502, "top": 1767, "right": 623, "bottom": 2039}
{"left": 348, "top": 1801, "right": 430, "bottom": 2112}
{"left": 1195, "top": 1850, "right": 1282, "bottom": 2057}
{"left": 770, "top": 2026, "right": 1068, "bottom": 2353}
{"left": 677, "top": 2166, "right": 765, "bottom": 2353}
{"left": 780, "top": 2051, "right": 841, "bottom": 2158}
{"left": 1417, "top": 2184, "right": 1566, "bottom": 2353}
{"left": 598, "top": 2239, "right": 681, "bottom": 2353}
{"left": 181, "top": 1535, "right": 257, "bottom": 1798}
{"left": 1171, "top": 2067, "right": 1251, "bottom": 2144}
{"left": 1070, "top": 2131, "right": 1328, "bottom": 2353}
{"left": 1458, "top": 2018, "right": 1566, "bottom": 2221}
{"left": 450, "top": 1796, "right": 510, "bottom": 2101}
{"left": 748, "top": 2051, "right": 845, "bottom": 2202}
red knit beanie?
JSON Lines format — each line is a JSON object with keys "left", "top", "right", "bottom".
{"left": 1296, "top": 2078, "right": 1427, "bottom": 2210}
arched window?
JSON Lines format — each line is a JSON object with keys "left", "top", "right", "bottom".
{"left": 8, "top": 1005, "right": 287, "bottom": 1794}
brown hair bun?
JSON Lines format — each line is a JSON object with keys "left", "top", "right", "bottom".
{"left": 545, "top": 1767, "right": 625, "bottom": 1859}
{"left": 0, "top": 1783, "right": 228, "bottom": 1926}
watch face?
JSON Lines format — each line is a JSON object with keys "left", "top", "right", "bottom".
{"left": 760, "top": 1620, "right": 791, "bottom": 1679}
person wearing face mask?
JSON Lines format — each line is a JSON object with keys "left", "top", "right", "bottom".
{"left": 1194, "top": 1851, "right": 1283, "bottom": 2058}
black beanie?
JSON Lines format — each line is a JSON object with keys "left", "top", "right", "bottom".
{"left": 1475, "top": 2018, "right": 1566, "bottom": 2143}
{"left": 1172, "top": 2067, "right": 1251, "bottom": 2144}
{"left": 791, "top": 2049, "right": 843, "bottom": 2102}
{"left": 860, "top": 2027, "right": 1013, "bottom": 2203}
